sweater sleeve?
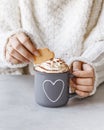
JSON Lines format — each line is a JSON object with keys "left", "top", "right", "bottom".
{"left": 69, "top": 3, "right": 104, "bottom": 96}
{"left": 0, "top": 0, "right": 28, "bottom": 68}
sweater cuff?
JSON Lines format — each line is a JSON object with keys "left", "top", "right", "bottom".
{"left": 0, "top": 29, "right": 32, "bottom": 68}
{"left": 69, "top": 57, "right": 98, "bottom": 96}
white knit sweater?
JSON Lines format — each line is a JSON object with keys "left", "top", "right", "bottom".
{"left": 0, "top": 0, "right": 104, "bottom": 95}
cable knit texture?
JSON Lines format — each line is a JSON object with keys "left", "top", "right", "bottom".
{"left": 0, "top": 0, "right": 104, "bottom": 95}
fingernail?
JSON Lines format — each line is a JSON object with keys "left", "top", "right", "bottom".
{"left": 34, "top": 51, "right": 40, "bottom": 56}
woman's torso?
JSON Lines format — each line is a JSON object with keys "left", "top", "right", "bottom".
{"left": 19, "top": 0, "right": 102, "bottom": 64}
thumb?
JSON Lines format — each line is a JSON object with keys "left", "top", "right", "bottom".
{"left": 72, "top": 61, "right": 82, "bottom": 72}
{"left": 82, "top": 63, "right": 93, "bottom": 71}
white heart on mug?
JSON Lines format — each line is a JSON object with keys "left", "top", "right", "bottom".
{"left": 42, "top": 79, "right": 65, "bottom": 103}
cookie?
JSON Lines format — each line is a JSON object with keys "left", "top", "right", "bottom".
{"left": 34, "top": 48, "right": 55, "bottom": 64}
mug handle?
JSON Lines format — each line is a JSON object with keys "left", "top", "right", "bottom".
{"left": 68, "top": 73, "right": 77, "bottom": 99}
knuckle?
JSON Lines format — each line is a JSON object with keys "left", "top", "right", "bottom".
{"left": 85, "top": 85, "right": 92, "bottom": 92}
{"left": 9, "top": 38, "right": 14, "bottom": 44}
{"left": 17, "top": 32, "right": 28, "bottom": 43}
{"left": 73, "top": 61, "right": 79, "bottom": 64}
{"left": 74, "top": 61, "right": 81, "bottom": 66}
{"left": 73, "top": 61, "right": 82, "bottom": 71}
{"left": 15, "top": 43, "right": 21, "bottom": 50}
{"left": 80, "top": 92, "right": 86, "bottom": 97}
{"left": 10, "top": 39, "right": 21, "bottom": 50}
{"left": 9, "top": 48, "right": 15, "bottom": 55}
{"left": 9, "top": 36, "right": 16, "bottom": 43}
{"left": 76, "top": 89, "right": 89, "bottom": 97}
{"left": 5, "top": 53, "right": 18, "bottom": 64}
{"left": 17, "top": 32, "right": 25, "bottom": 37}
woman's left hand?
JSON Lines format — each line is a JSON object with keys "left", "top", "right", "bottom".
{"left": 71, "top": 61, "right": 95, "bottom": 98}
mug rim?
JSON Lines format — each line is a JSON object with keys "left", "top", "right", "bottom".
{"left": 34, "top": 69, "right": 70, "bottom": 75}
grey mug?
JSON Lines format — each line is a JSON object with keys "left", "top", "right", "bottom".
{"left": 34, "top": 70, "right": 76, "bottom": 107}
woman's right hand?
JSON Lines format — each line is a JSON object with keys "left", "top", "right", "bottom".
{"left": 6, "top": 32, "right": 39, "bottom": 64}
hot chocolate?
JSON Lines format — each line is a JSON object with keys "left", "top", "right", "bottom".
{"left": 34, "top": 58, "right": 69, "bottom": 73}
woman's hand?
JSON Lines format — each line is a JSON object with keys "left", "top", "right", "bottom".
{"left": 71, "top": 61, "right": 95, "bottom": 98}
{"left": 6, "top": 32, "right": 39, "bottom": 64}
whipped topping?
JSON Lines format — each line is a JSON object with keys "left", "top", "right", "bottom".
{"left": 34, "top": 58, "right": 69, "bottom": 73}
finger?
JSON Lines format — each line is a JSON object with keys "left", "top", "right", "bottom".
{"left": 6, "top": 52, "right": 20, "bottom": 64}
{"left": 73, "top": 70, "right": 94, "bottom": 78}
{"left": 8, "top": 47, "right": 29, "bottom": 63}
{"left": 10, "top": 37, "right": 34, "bottom": 62}
{"left": 73, "top": 84, "right": 94, "bottom": 92}
{"left": 83, "top": 63, "right": 93, "bottom": 71}
{"left": 16, "top": 32, "right": 29, "bottom": 43}
{"left": 16, "top": 32, "right": 39, "bottom": 55}
{"left": 83, "top": 63, "right": 95, "bottom": 80}
{"left": 69, "top": 79, "right": 76, "bottom": 93}
{"left": 75, "top": 78, "right": 93, "bottom": 86}
{"left": 73, "top": 61, "right": 82, "bottom": 71}
{"left": 75, "top": 90, "right": 90, "bottom": 98}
